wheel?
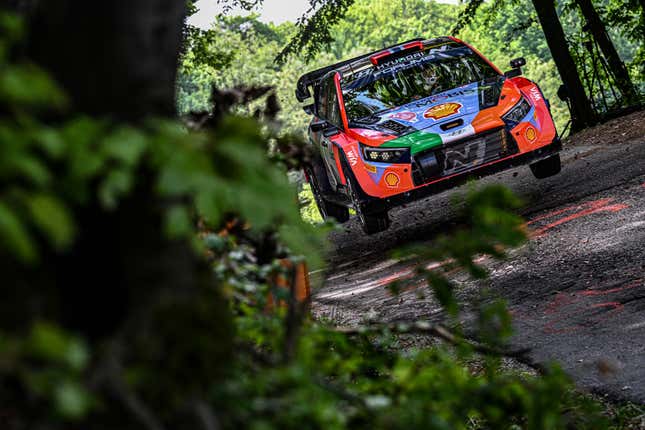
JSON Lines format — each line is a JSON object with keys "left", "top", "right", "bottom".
{"left": 305, "top": 165, "right": 349, "bottom": 223}
{"left": 345, "top": 175, "right": 390, "bottom": 234}
{"left": 342, "top": 167, "right": 390, "bottom": 235}
{"left": 529, "top": 154, "right": 561, "bottom": 179}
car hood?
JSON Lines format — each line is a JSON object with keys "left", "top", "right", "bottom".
{"left": 350, "top": 77, "right": 520, "bottom": 155}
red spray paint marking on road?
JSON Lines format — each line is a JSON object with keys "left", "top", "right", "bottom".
{"left": 375, "top": 256, "right": 488, "bottom": 293}
{"left": 540, "top": 280, "right": 642, "bottom": 334}
{"left": 373, "top": 199, "right": 628, "bottom": 295}
{"left": 527, "top": 198, "right": 628, "bottom": 237}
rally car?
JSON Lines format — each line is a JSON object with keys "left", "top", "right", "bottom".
{"left": 296, "top": 37, "right": 561, "bottom": 234}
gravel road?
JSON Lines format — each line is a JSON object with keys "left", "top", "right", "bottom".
{"left": 314, "top": 110, "right": 645, "bottom": 403}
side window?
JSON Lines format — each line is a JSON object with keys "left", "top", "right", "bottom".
{"left": 327, "top": 86, "right": 343, "bottom": 129}
{"left": 318, "top": 74, "right": 343, "bottom": 129}
{"left": 316, "top": 78, "right": 329, "bottom": 118}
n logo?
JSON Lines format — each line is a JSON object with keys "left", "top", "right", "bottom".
{"left": 443, "top": 138, "right": 486, "bottom": 173}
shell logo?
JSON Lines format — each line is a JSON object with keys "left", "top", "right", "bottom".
{"left": 384, "top": 172, "right": 400, "bottom": 187}
{"left": 525, "top": 126, "right": 537, "bottom": 142}
{"left": 423, "top": 102, "right": 462, "bottom": 120}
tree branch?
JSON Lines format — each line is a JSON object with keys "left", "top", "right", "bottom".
{"left": 333, "top": 321, "right": 534, "bottom": 361}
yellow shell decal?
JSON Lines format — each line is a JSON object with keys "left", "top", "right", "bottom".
{"left": 525, "top": 126, "right": 537, "bottom": 142}
{"left": 423, "top": 102, "right": 462, "bottom": 120}
{"left": 384, "top": 172, "right": 400, "bottom": 187}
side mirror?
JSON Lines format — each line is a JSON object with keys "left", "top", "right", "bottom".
{"left": 310, "top": 120, "right": 328, "bottom": 132}
{"left": 504, "top": 57, "right": 526, "bottom": 78}
{"left": 322, "top": 125, "right": 340, "bottom": 138}
{"left": 510, "top": 57, "right": 526, "bottom": 68}
{"left": 310, "top": 119, "right": 341, "bottom": 136}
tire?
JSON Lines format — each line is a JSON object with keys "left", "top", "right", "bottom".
{"left": 305, "top": 164, "right": 349, "bottom": 223}
{"left": 340, "top": 159, "right": 391, "bottom": 235}
{"left": 529, "top": 154, "right": 561, "bottom": 179}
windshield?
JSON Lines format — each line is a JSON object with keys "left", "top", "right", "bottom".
{"left": 342, "top": 46, "right": 499, "bottom": 122}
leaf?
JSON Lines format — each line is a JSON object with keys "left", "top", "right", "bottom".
{"left": 98, "top": 169, "right": 134, "bottom": 210}
{"left": 26, "top": 194, "right": 76, "bottom": 250}
{"left": 28, "top": 322, "right": 71, "bottom": 363}
{"left": 427, "top": 272, "right": 458, "bottom": 317}
{"left": 10, "top": 153, "right": 51, "bottom": 186}
{"left": 0, "top": 64, "right": 67, "bottom": 110}
{"left": 0, "top": 201, "right": 37, "bottom": 263}
{"left": 165, "top": 205, "right": 192, "bottom": 239}
{"left": 100, "top": 126, "right": 148, "bottom": 166}
{"left": 54, "top": 380, "right": 92, "bottom": 419}
{"left": 28, "top": 322, "right": 90, "bottom": 369}
{"left": 32, "top": 126, "right": 65, "bottom": 158}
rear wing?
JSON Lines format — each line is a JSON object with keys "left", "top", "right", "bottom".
{"left": 295, "top": 38, "right": 427, "bottom": 103}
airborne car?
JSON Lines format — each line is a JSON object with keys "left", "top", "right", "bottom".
{"left": 297, "top": 37, "right": 561, "bottom": 234}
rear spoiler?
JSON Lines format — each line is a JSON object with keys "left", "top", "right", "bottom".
{"left": 295, "top": 38, "right": 426, "bottom": 103}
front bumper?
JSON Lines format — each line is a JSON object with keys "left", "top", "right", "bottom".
{"left": 380, "top": 137, "right": 561, "bottom": 208}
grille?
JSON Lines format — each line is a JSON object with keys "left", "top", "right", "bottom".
{"left": 379, "top": 120, "right": 409, "bottom": 134}
{"left": 412, "top": 128, "right": 518, "bottom": 186}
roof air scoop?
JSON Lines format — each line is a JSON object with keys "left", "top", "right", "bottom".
{"left": 369, "top": 41, "right": 424, "bottom": 66}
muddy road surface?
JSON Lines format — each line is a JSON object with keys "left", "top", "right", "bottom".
{"left": 314, "top": 111, "right": 645, "bottom": 403}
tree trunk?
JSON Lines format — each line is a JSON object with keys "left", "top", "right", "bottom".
{"left": 26, "top": 0, "right": 186, "bottom": 119}
{"left": 3, "top": 2, "right": 234, "bottom": 427}
{"left": 531, "top": 0, "right": 597, "bottom": 131}
{"left": 575, "top": 0, "right": 638, "bottom": 104}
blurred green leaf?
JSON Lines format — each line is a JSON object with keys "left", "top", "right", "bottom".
{"left": 54, "top": 380, "right": 92, "bottom": 419}
{"left": 100, "top": 126, "right": 148, "bottom": 166}
{"left": 0, "top": 64, "right": 67, "bottom": 110}
{"left": 0, "top": 201, "right": 37, "bottom": 263}
{"left": 165, "top": 205, "right": 192, "bottom": 238}
{"left": 98, "top": 169, "right": 134, "bottom": 210}
{"left": 26, "top": 193, "right": 76, "bottom": 250}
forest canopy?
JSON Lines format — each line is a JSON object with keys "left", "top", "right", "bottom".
{"left": 178, "top": 0, "right": 643, "bottom": 136}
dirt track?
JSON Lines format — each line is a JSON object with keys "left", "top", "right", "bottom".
{"left": 314, "top": 110, "right": 645, "bottom": 403}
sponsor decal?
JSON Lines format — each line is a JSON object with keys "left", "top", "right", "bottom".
{"left": 525, "top": 126, "right": 537, "bottom": 142}
{"left": 529, "top": 87, "right": 542, "bottom": 103}
{"left": 440, "top": 125, "right": 474, "bottom": 144}
{"left": 364, "top": 163, "right": 377, "bottom": 173}
{"left": 347, "top": 149, "right": 359, "bottom": 166}
{"left": 443, "top": 137, "right": 486, "bottom": 174}
{"left": 423, "top": 102, "right": 462, "bottom": 120}
{"left": 357, "top": 129, "right": 383, "bottom": 138}
{"left": 389, "top": 111, "right": 418, "bottom": 123}
{"left": 376, "top": 51, "right": 424, "bottom": 70}
{"left": 413, "top": 88, "right": 477, "bottom": 108}
{"left": 384, "top": 172, "right": 400, "bottom": 187}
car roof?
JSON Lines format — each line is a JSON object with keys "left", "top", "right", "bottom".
{"left": 295, "top": 36, "right": 456, "bottom": 103}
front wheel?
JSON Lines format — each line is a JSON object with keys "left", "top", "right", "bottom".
{"left": 345, "top": 175, "right": 390, "bottom": 235}
{"left": 529, "top": 154, "right": 561, "bottom": 179}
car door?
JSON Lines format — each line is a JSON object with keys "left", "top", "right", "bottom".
{"left": 317, "top": 74, "right": 344, "bottom": 189}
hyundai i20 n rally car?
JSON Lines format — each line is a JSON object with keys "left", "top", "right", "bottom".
{"left": 296, "top": 37, "right": 562, "bottom": 234}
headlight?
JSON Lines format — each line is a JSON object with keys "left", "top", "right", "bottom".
{"left": 361, "top": 145, "right": 410, "bottom": 163}
{"left": 502, "top": 96, "right": 531, "bottom": 127}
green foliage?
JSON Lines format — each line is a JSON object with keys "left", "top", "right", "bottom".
{"left": 0, "top": 12, "right": 321, "bottom": 426}
{"left": 0, "top": 15, "right": 319, "bottom": 265}
{"left": 599, "top": 0, "right": 645, "bottom": 88}
{"left": 276, "top": 0, "right": 356, "bottom": 64}
{"left": 205, "top": 180, "right": 617, "bottom": 429}
{"left": 1, "top": 322, "right": 93, "bottom": 420}
{"left": 298, "top": 183, "right": 324, "bottom": 224}
{"left": 455, "top": 0, "right": 643, "bottom": 125}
